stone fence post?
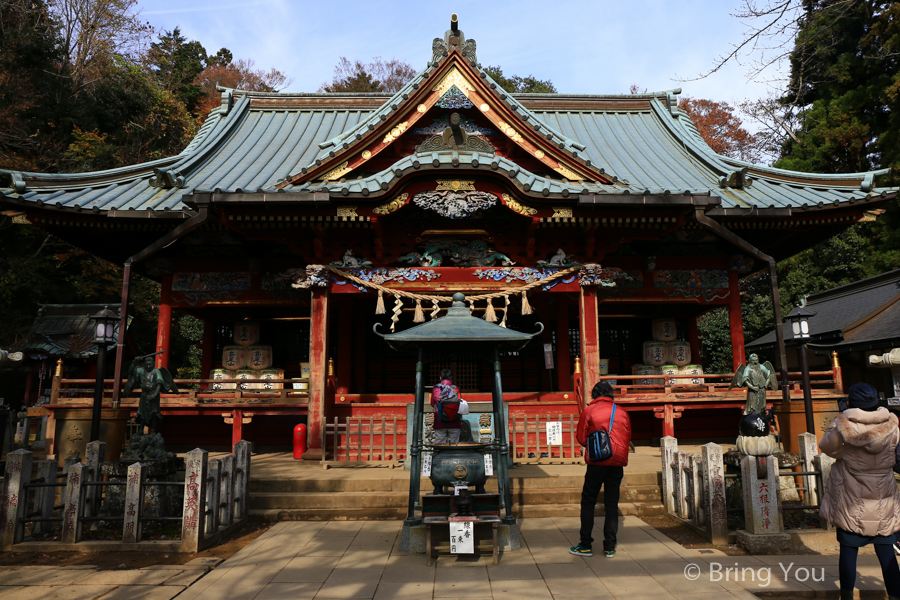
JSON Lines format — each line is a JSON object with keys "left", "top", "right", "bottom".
{"left": 62, "top": 462, "right": 85, "bottom": 544}
{"left": 737, "top": 455, "right": 788, "bottom": 553}
{"left": 84, "top": 441, "right": 105, "bottom": 517}
{"left": 123, "top": 462, "right": 146, "bottom": 544}
{"left": 1, "top": 449, "right": 33, "bottom": 550}
{"left": 798, "top": 433, "right": 818, "bottom": 506}
{"left": 675, "top": 451, "right": 689, "bottom": 519}
{"left": 233, "top": 440, "right": 251, "bottom": 523}
{"left": 815, "top": 453, "right": 835, "bottom": 530}
{"left": 180, "top": 449, "right": 209, "bottom": 553}
{"left": 219, "top": 454, "right": 234, "bottom": 528}
{"left": 33, "top": 459, "right": 57, "bottom": 536}
{"left": 701, "top": 443, "right": 727, "bottom": 545}
{"left": 689, "top": 453, "right": 703, "bottom": 524}
{"left": 660, "top": 437, "right": 677, "bottom": 514}
{"left": 206, "top": 459, "right": 221, "bottom": 536}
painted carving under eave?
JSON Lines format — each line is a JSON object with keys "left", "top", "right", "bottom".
{"left": 579, "top": 264, "right": 622, "bottom": 287}
{"left": 330, "top": 249, "right": 374, "bottom": 269}
{"left": 400, "top": 239, "right": 514, "bottom": 267}
{"left": 412, "top": 190, "right": 497, "bottom": 219}
{"left": 291, "top": 265, "right": 329, "bottom": 288}
{"left": 536, "top": 249, "right": 580, "bottom": 268}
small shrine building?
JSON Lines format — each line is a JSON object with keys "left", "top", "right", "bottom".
{"left": 2, "top": 17, "right": 895, "bottom": 458}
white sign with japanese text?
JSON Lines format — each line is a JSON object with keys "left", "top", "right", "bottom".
{"left": 546, "top": 421, "right": 563, "bottom": 446}
{"left": 449, "top": 520, "right": 474, "bottom": 554}
{"left": 484, "top": 453, "right": 493, "bottom": 477}
{"left": 421, "top": 453, "right": 432, "bottom": 476}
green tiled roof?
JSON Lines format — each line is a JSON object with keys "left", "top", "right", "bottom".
{"left": 0, "top": 28, "right": 894, "bottom": 215}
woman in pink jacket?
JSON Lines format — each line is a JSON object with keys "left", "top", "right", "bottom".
{"left": 819, "top": 383, "right": 900, "bottom": 600}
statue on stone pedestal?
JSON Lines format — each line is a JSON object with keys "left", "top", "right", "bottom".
{"left": 124, "top": 354, "right": 178, "bottom": 434}
{"left": 730, "top": 353, "right": 778, "bottom": 416}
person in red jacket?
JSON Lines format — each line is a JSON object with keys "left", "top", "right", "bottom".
{"left": 569, "top": 381, "right": 632, "bottom": 558}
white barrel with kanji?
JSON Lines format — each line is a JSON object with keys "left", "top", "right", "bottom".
{"left": 643, "top": 341, "right": 667, "bottom": 366}
{"left": 652, "top": 318, "right": 677, "bottom": 342}
{"left": 247, "top": 345, "right": 273, "bottom": 370}
{"left": 656, "top": 364, "right": 679, "bottom": 385}
{"left": 222, "top": 346, "right": 248, "bottom": 370}
{"left": 210, "top": 368, "right": 236, "bottom": 391}
{"left": 257, "top": 368, "right": 285, "bottom": 391}
{"left": 632, "top": 364, "right": 658, "bottom": 386}
{"left": 235, "top": 369, "right": 257, "bottom": 390}
{"left": 233, "top": 321, "right": 260, "bottom": 347}
{"left": 666, "top": 341, "right": 691, "bottom": 366}
{"left": 678, "top": 364, "right": 704, "bottom": 385}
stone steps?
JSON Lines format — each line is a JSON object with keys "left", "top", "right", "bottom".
{"left": 248, "top": 470, "right": 664, "bottom": 521}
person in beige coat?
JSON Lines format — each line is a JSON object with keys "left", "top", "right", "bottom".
{"left": 819, "top": 382, "right": 900, "bottom": 600}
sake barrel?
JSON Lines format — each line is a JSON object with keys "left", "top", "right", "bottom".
{"left": 643, "top": 341, "right": 667, "bottom": 366}
{"left": 209, "top": 368, "right": 236, "bottom": 391}
{"left": 222, "top": 346, "right": 248, "bottom": 370}
{"left": 666, "top": 341, "right": 691, "bottom": 366}
{"left": 234, "top": 321, "right": 260, "bottom": 347}
{"left": 598, "top": 359, "right": 610, "bottom": 375}
{"left": 678, "top": 364, "right": 704, "bottom": 386}
{"left": 652, "top": 318, "right": 678, "bottom": 342}
{"left": 257, "top": 368, "right": 285, "bottom": 391}
{"left": 247, "top": 345, "right": 273, "bottom": 371}
{"left": 632, "top": 364, "right": 658, "bottom": 386}
{"left": 235, "top": 369, "right": 257, "bottom": 390}
{"left": 656, "top": 365, "right": 679, "bottom": 385}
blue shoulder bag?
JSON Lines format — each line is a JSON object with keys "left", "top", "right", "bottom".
{"left": 587, "top": 404, "right": 616, "bottom": 462}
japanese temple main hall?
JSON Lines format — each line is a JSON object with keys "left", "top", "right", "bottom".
{"left": 2, "top": 17, "right": 896, "bottom": 461}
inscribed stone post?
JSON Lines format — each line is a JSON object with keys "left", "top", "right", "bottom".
{"left": 1, "top": 449, "right": 33, "bottom": 549}
{"left": 675, "top": 451, "right": 689, "bottom": 519}
{"left": 219, "top": 454, "right": 234, "bottom": 527}
{"left": 206, "top": 459, "right": 221, "bottom": 535}
{"left": 701, "top": 443, "right": 727, "bottom": 545}
{"left": 62, "top": 462, "right": 85, "bottom": 544}
{"left": 123, "top": 462, "right": 146, "bottom": 543}
{"left": 84, "top": 441, "right": 106, "bottom": 517}
{"left": 33, "top": 459, "right": 57, "bottom": 536}
{"left": 740, "top": 455, "right": 782, "bottom": 534}
{"left": 815, "top": 453, "right": 835, "bottom": 530}
{"left": 690, "top": 453, "right": 703, "bottom": 525}
{"left": 233, "top": 440, "right": 251, "bottom": 522}
{"left": 660, "top": 437, "right": 677, "bottom": 514}
{"left": 181, "top": 449, "right": 209, "bottom": 553}
{"left": 798, "top": 433, "right": 818, "bottom": 506}
{"left": 63, "top": 455, "right": 79, "bottom": 474}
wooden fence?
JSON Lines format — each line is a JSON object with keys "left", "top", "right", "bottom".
{"left": 0, "top": 440, "right": 250, "bottom": 552}
{"left": 321, "top": 416, "right": 406, "bottom": 466}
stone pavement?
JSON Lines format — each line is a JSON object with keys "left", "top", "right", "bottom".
{"left": 1, "top": 517, "right": 894, "bottom": 599}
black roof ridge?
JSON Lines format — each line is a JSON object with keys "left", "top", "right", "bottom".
{"left": 807, "top": 268, "right": 900, "bottom": 304}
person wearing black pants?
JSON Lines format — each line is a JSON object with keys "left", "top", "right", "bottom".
{"left": 570, "top": 382, "right": 632, "bottom": 558}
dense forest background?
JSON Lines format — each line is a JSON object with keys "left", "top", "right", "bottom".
{"left": 0, "top": 0, "right": 897, "bottom": 395}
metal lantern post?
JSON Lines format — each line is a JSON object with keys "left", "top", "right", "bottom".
{"left": 786, "top": 306, "right": 816, "bottom": 434}
{"left": 90, "top": 306, "right": 119, "bottom": 442}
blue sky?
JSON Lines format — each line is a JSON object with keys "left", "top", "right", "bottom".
{"left": 140, "top": 0, "right": 788, "bottom": 103}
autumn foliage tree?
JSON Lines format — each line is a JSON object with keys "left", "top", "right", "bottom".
{"left": 320, "top": 57, "right": 417, "bottom": 93}
{"left": 195, "top": 59, "right": 292, "bottom": 116}
{"left": 678, "top": 96, "right": 763, "bottom": 163}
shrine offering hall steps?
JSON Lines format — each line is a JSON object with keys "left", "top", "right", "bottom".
{"left": 245, "top": 452, "right": 667, "bottom": 522}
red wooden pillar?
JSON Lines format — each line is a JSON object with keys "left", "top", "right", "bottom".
{"left": 579, "top": 287, "right": 600, "bottom": 397}
{"left": 727, "top": 271, "right": 746, "bottom": 371}
{"left": 336, "top": 297, "right": 352, "bottom": 395}
{"left": 304, "top": 286, "right": 329, "bottom": 459}
{"left": 201, "top": 318, "right": 216, "bottom": 389}
{"left": 556, "top": 296, "right": 572, "bottom": 392}
{"left": 156, "top": 303, "right": 172, "bottom": 369}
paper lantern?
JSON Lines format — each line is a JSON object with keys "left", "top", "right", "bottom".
{"left": 233, "top": 321, "right": 260, "bottom": 347}
{"left": 652, "top": 318, "right": 677, "bottom": 342}
{"left": 642, "top": 341, "right": 667, "bottom": 366}
{"left": 222, "top": 346, "right": 248, "bottom": 370}
{"left": 666, "top": 341, "right": 691, "bottom": 366}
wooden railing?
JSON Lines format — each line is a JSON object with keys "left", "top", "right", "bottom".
{"left": 51, "top": 377, "right": 310, "bottom": 406}
{"left": 322, "top": 416, "right": 406, "bottom": 465}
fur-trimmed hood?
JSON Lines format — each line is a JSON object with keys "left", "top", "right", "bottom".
{"left": 835, "top": 407, "right": 898, "bottom": 452}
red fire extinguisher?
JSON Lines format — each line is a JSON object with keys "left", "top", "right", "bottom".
{"left": 293, "top": 423, "right": 308, "bottom": 459}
